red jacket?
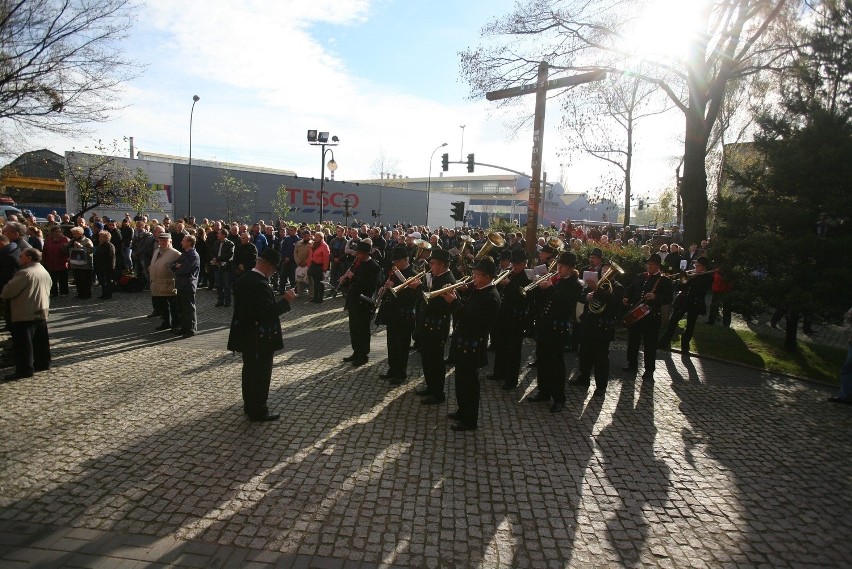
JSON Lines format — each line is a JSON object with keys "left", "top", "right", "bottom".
{"left": 42, "top": 234, "right": 70, "bottom": 271}
{"left": 308, "top": 241, "right": 330, "bottom": 272}
{"left": 712, "top": 271, "right": 732, "bottom": 293}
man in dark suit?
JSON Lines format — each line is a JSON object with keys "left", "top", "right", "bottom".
{"left": 173, "top": 235, "right": 201, "bottom": 338}
{"left": 660, "top": 256, "right": 714, "bottom": 354}
{"left": 343, "top": 241, "right": 381, "bottom": 366}
{"left": 211, "top": 229, "right": 236, "bottom": 307}
{"left": 227, "top": 249, "right": 296, "bottom": 422}
{"left": 490, "top": 248, "right": 530, "bottom": 390}
{"left": 623, "top": 253, "right": 674, "bottom": 381}
{"left": 380, "top": 247, "right": 418, "bottom": 384}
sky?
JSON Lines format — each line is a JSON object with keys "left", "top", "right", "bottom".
{"left": 27, "top": 0, "right": 686, "bottom": 200}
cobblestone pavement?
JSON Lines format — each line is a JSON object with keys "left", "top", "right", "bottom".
{"left": 1, "top": 288, "right": 851, "bottom": 568}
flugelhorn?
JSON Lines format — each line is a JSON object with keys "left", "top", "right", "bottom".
{"left": 475, "top": 232, "right": 505, "bottom": 260}
{"left": 492, "top": 269, "right": 511, "bottom": 286}
{"left": 422, "top": 276, "right": 471, "bottom": 303}
{"left": 390, "top": 270, "right": 426, "bottom": 295}
{"left": 520, "top": 272, "right": 556, "bottom": 296}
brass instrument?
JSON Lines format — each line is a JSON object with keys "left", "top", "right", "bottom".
{"left": 422, "top": 276, "right": 471, "bottom": 303}
{"left": 520, "top": 272, "right": 556, "bottom": 296}
{"left": 587, "top": 260, "right": 625, "bottom": 314}
{"left": 412, "top": 238, "right": 432, "bottom": 254}
{"left": 546, "top": 237, "right": 565, "bottom": 271}
{"left": 492, "top": 269, "right": 511, "bottom": 286}
{"left": 475, "top": 232, "right": 505, "bottom": 261}
{"left": 390, "top": 270, "right": 426, "bottom": 295}
{"left": 458, "top": 234, "right": 474, "bottom": 256}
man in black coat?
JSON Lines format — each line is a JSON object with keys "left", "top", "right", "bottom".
{"left": 490, "top": 249, "right": 530, "bottom": 390}
{"left": 660, "top": 256, "right": 714, "bottom": 354}
{"left": 227, "top": 249, "right": 296, "bottom": 422}
{"left": 343, "top": 241, "right": 381, "bottom": 367}
{"left": 233, "top": 231, "right": 258, "bottom": 276}
{"left": 211, "top": 229, "right": 236, "bottom": 307}
{"left": 173, "top": 235, "right": 201, "bottom": 338}
{"left": 380, "top": 247, "right": 418, "bottom": 384}
{"left": 623, "top": 253, "right": 675, "bottom": 381}
{"left": 443, "top": 257, "right": 501, "bottom": 431}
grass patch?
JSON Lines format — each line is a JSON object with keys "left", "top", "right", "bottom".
{"left": 669, "top": 321, "right": 844, "bottom": 385}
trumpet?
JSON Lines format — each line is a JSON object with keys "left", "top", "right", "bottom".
{"left": 422, "top": 276, "right": 471, "bottom": 303}
{"left": 475, "top": 232, "right": 505, "bottom": 261}
{"left": 520, "top": 272, "right": 556, "bottom": 296}
{"left": 390, "top": 270, "right": 426, "bottom": 295}
{"left": 587, "top": 260, "right": 625, "bottom": 314}
{"left": 493, "top": 269, "right": 511, "bottom": 286}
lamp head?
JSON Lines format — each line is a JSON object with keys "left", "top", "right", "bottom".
{"left": 318, "top": 131, "right": 330, "bottom": 143}
{"left": 192, "top": 95, "right": 200, "bottom": 102}
{"left": 331, "top": 135, "right": 339, "bottom": 143}
{"left": 307, "top": 129, "right": 318, "bottom": 142}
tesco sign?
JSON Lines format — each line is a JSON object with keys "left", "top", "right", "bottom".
{"left": 286, "top": 188, "right": 359, "bottom": 208}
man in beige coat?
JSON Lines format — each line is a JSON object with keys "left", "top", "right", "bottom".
{"left": 1, "top": 248, "right": 52, "bottom": 381}
{"left": 149, "top": 233, "right": 181, "bottom": 331}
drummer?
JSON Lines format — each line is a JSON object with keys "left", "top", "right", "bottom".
{"left": 622, "top": 253, "right": 673, "bottom": 382}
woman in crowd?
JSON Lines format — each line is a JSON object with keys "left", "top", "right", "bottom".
{"left": 68, "top": 226, "right": 94, "bottom": 299}
{"left": 27, "top": 226, "right": 44, "bottom": 251}
{"left": 92, "top": 230, "right": 115, "bottom": 300}
{"left": 308, "top": 231, "right": 330, "bottom": 303}
{"left": 42, "top": 225, "right": 70, "bottom": 297}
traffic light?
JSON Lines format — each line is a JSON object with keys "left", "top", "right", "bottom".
{"left": 450, "top": 201, "right": 465, "bottom": 222}
{"left": 441, "top": 153, "right": 449, "bottom": 172}
{"left": 638, "top": 199, "right": 645, "bottom": 210}
{"left": 466, "top": 153, "right": 475, "bottom": 173}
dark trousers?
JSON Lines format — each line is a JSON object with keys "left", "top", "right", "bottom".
{"left": 578, "top": 336, "right": 611, "bottom": 390}
{"left": 73, "top": 269, "right": 92, "bottom": 298}
{"left": 708, "top": 292, "right": 731, "bottom": 327}
{"left": 348, "top": 307, "right": 372, "bottom": 358}
{"left": 310, "top": 264, "right": 325, "bottom": 301}
{"left": 492, "top": 325, "right": 524, "bottom": 387}
{"left": 241, "top": 349, "right": 274, "bottom": 418}
{"left": 280, "top": 259, "right": 296, "bottom": 290}
{"left": 177, "top": 287, "right": 197, "bottom": 333}
{"left": 420, "top": 340, "right": 447, "bottom": 397}
{"left": 153, "top": 296, "right": 179, "bottom": 328}
{"left": 96, "top": 269, "right": 113, "bottom": 298}
{"left": 627, "top": 317, "right": 662, "bottom": 372}
{"left": 454, "top": 360, "right": 480, "bottom": 427}
{"left": 386, "top": 319, "right": 414, "bottom": 377}
{"left": 215, "top": 267, "right": 234, "bottom": 305}
{"left": 10, "top": 320, "right": 50, "bottom": 376}
{"left": 49, "top": 270, "right": 69, "bottom": 296}
{"left": 536, "top": 332, "right": 567, "bottom": 402}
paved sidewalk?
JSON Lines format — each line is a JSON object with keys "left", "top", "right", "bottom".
{"left": 1, "top": 289, "right": 851, "bottom": 568}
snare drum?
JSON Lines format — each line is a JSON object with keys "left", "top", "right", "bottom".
{"left": 622, "top": 303, "right": 651, "bottom": 326}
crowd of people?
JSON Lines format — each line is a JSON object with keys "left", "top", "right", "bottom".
{"left": 2, "top": 209, "right": 848, "bottom": 417}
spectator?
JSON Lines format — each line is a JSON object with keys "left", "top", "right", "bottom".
{"left": 149, "top": 233, "right": 181, "bottom": 331}
{"left": 308, "top": 231, "right": 330, "bottom": 303}
{"left": 42, "top": 226, "right": 70, "bottom": 297}
{"left": 68, "top": 227, "right": 94, "bottom": 299}
{"left": 93, "top": 231, "right": 115, "bottom": 300}
{"left": 828, "top": 307, "right": 852, "bottom": 405}
{"left": 26, "top": 226, "right": 44, "bottom": 251}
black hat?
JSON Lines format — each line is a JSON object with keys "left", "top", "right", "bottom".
{"left": 356, "top": 241, "right": 372, "bottom": 253}
{"left": 557, "top": 252, "right": 577, "bottom": 266}
{"left": 428, "top": 248, "right": 451, "bottom": 263}
{"left": 590, "top": 248, "right": 603, "bottom": 258}
{"left": 646, "top": 253, "right": 662, "bottom": 264}
{"left": 392, "top": 247, "right": 409, "bottom": 261}
{"left": 499, "top": 250, "right": 512, "bottom": 261}
{"left": 472, "top": 256, "right": 498, "bottom": 277}
{"left": 511, "top": 249, "right": 528, "bottom": 264}
{"left": 259, "top": 248, "right": 282, "bottom": 268}
{"left": 695, "top": 256, "right": 711, "bottom": 268}
{"left": 540, "top": 245, "right": 555, "bottom": 255}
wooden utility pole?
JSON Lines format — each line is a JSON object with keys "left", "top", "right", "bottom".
{"left": 486, "top": 64, "right": 606, "bottom": 257}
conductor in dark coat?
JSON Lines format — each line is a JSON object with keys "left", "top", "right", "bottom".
{"left": 343, "top": 241, "right": 381, "bottom": 367}
{"left": 227, "top": 249, "right": 296, "bottom": 422}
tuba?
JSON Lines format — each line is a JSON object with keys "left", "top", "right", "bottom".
{"left": 475, "top": 232, "right": 505, "bottom": 261}
{"left": 546, "top": 237, "right": 565, "bottom": 271}
{"left": 587, "top": 261, "right": 625, "bottom": 314}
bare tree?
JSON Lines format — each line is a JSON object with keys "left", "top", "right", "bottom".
{"left": 369, "top": 148, "right": 402, "bottom": 181}
{"left": 460, "top": 0, "right": 805, "bottom": 244}
{"left": 560, "top": 71, "right": 671, "bottom": 226}
{"left": 65, "top": 140, "right": 152, "bottom": 218}
{"left": 0, "top": 0, "right": 141, "bottom": 147}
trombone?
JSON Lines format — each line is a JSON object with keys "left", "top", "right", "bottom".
{"left": 390, "top": 270, "right": 426, "bottom": 295}
{"left": 520, "top": 272, "right": 556, "bottom": 296}
{"left": 422, "top": 276, "right": 471, "bottom": 303}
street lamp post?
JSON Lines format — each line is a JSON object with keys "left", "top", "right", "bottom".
{"left": 188, "top": 95, "right": 200, "bottom": 219}
{"left": 426, "top": 142, "right": 448, "bottom": 227}
{"left": 307, "top": 131, "right": 339, "bottom": 224}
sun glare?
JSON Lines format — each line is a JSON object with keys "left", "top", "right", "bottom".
{"left": 622, "top": 0, "right": 705, "bottom": 65}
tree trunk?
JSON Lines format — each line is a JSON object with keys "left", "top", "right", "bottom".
{"left": 784, "top": 310, "right": 800, "bottom": 352}
{"left": 681, "top": 105, "right": 709, "bottom": 245}
{"left": 623, "top": 120, "right": 634, "bottom": 227}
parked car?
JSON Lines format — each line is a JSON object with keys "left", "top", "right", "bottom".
{"left": 0, "top": 204, "right": 48, "bottom": 224}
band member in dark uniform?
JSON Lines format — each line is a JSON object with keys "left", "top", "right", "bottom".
{"left": 623, "top": 253, "right": 674, "bottom": 381}
{"left": 572, "top": 259, "right": 624, "bottom": 398}
{"left": 227, "top": 249, "right": 296, "bottom": 422}
{"left": 342, "top": 241, "right": 381, "bottom": 366}
{"left": 490, "top": 249, "right": 531, "bottom": 390}
{"left": 569, "top": 247, "right": 604, "bottom": 352}
{"left": 411, "top": 248, "right": 456, "bottom": 404}
{"left": 528, "top": 252, "right": 583, "bottom": 412}
{"left": 380, "top": 247, "right": 418, "bottom": 384}
{"left": 443, "top": 257, "right": 502, "bottom": 431}
{"left": 660, "top": 256, "right": 714, "bottom": 354}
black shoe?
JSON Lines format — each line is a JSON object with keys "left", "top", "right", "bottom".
{"left": 224, "top": 302, "right": 231, "bottom": 307}
{"left": 593, "top": 388, "right": 606, "bottom": 398}
{"left": 527, "top": 361, "right": 537, "bottom": 368}
{"left": 642, "top": 371, "right": 655, "bottom": 382}
{"left": 622, "top": 365, "right": 638, "bottom": 373}
{"left": 351, "top": 357, "right": 368, "bottom": 367}
{"left": 421, "top": 395, "right": 445, "bottom": 405}
{"left": 527, "top": 392, "right": 550, "bottom": 403}
{"left": 342, "top": 354, "right": 356, "bottom": 362}
{"left": 803, "top": 328, "right": 817, "bottom": 334}
{"left": 568, "top": 376, "right": 590, "bottom": 388}
{"left": 379, "top": 372, "right": 396, "bottom": 379}
{"left": 501, "top": 383, "right": 517, "bottom": 390}
{"left": 147, "top": 311, "right": 160, "bottom": 318}
{"left": 2, "top": 372, "right": 32, "bottom": 382}
{"left": 171, "top": 328, "right": 183, "bottom": 335}
{"left": 550, "top": 402, "right": 565, "bottom": 413}
{"left": 248, "top": 413, "right": 280, "bottom": 422}
{"left": 827, "top": 396, "right": 852, "bottom": 405}
{"left": 447, "top": 410, "right": 460, "bottom": 420}
{"left": 414, "top": 387, "right": 430, "bottom": 396}
{"left": 181, "top": 331, "right": 196, "bottom": 338}
{"left": 215, "top": 302, "right": 224, "bottom": 307}
{"left": 154, "top": 323, "right": 171, "bottom": 331}
{"left": 34, "top": 366, "right": 50, "bottom": 373}
{"left": 389, "top": 376, "right": 407, "bottom": 386}
{"left": 451, "top": 422, "right": 477, "bottom": 431}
